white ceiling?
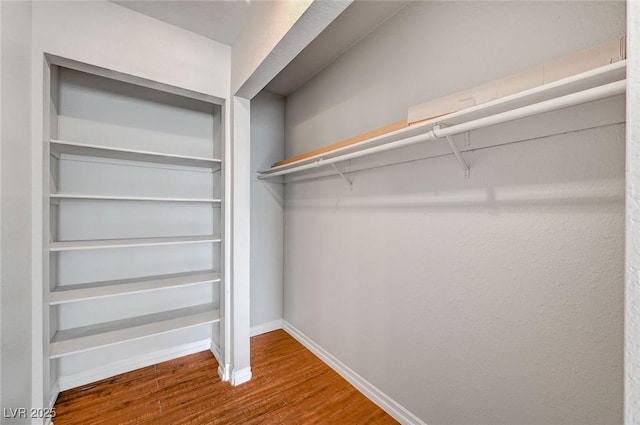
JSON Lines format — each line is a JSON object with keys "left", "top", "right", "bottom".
{"left": 112, "top": 0, "right": 409, "bottom": 97}
{"left": 113, "top": 0, "right": 254, "bottom": 46}
{"left": 264, "top": 1, "right": 409, "bottom": 96}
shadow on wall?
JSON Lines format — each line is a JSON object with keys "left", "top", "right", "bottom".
{"left": 281, "top": 121, "right": 624, "bottom": 211}
{"left": 284, "top": 189, "right": 623, "bottom": 215}
{"left": 256, "top": 180, "right": 285, "bottom": 208}
{"left": 57, "top": 67, "right": 216, "bottom": 140}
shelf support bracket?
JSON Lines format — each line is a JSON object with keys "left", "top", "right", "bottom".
{"left": 445, "top": 135, "right": 470, "bottom": 179}
{"left": 331, "top": 163, "right": 353, "bottom": 190}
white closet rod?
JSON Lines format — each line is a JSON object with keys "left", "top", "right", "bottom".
{"left": 259, "top": 79, "right": 626, "bottom": 178}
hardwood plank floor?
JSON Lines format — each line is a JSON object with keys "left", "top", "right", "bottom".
{"left": 54, "top": 330, "right": 398, "bottom": 424}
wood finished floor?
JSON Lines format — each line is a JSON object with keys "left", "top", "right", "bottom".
{"left": 54, "top": 330, "right": 398, "bottom": 424}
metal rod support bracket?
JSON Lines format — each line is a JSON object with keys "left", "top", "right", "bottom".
{"left": 434, "top": 124, "right": 470, "bottom": 179}
{"left": 446, "top": 135, "right": 470, "bottom": 179}
{"left": 331, "top": 163, "right": 353, "bottom": 190}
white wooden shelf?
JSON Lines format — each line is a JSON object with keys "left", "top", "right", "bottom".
{"left": 50, "top": 139, "right": 222, "bottom": 169}
{"left": 50, "top": 270, "right": 220, "bottom": 305}
{"left": 49, "top": 304, "right": 220, "bottom": 359}
{"left": 50, "top": 193, "right": 222, "bottom": 203}
{"left": 49, "top": 235, "right": 221, "bottom": 252}
{"left": 259, "top": 61, "right": 626, "bottom": 178}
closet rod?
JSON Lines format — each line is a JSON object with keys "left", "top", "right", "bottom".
{"left": 259, "top": 79, "right": 625, "bottom": 178}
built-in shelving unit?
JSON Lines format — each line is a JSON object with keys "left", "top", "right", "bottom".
{"left": 259, "top": 61, "right": 626, "bottom": 179}
{"left": 45, "top": 65, "right": 225, "bottom": 391}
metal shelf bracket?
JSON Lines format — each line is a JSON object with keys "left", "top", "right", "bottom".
{"left": 445, "top": 135, "right": 470, "bottom": 179}
{"left": 330, "top": 163, "right": 353, "bottom": 190}
{"left": 434, "top": 124, "right": 470, "bottom": 179}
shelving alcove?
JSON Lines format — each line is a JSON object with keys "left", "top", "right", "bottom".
{"left": 43, "top": 61, "right": 228, "bottom": 395}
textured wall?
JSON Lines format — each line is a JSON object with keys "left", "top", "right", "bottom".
{"left": 626, "top": 1, "right": 640, "bottom": 423}
{"left": 250, "top": 91, "right": 285, "bottom": 330}
{"left": 283, "top": 2, "right": 626, "bottom": 424}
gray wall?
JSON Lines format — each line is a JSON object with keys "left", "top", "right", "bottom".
{"left": 283, "top": 2, "right": 625, "bottom": 424}
{"left": 1, "top": 1, "right": 33, "bottom": 418}
{"left": 250, "top": 91, "right": 284, "bottom": 331}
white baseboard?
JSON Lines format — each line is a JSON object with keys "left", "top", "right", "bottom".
{"left": 49, "top": 381, "right": 60, "bottom": 409}
{"left": 282, "top": 321, "right": 427, "bottom": 425}
{"left": 48, "top": 381, "right": 60, "bottom": 413}
{"left": 209, "top": 342, "right": 230, "bottom": 382}
{"left": 250, "top": 319, "right": 283, "bottom": 337}
{"left": 210, "top": 341, "right": 222, "bottom": 363}
{"left": 230, "top": 366, "right": 252, "bottom": 386}
{"left": 57, "top": 339, "right": 211, "bottom": 391}
{"left": 218, "top": 363, "right": 230, "bottom": 382}
{"left": 28, "top": 383, "right": 60, "bottom": 425}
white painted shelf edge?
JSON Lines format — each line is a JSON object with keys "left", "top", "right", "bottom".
{"left": 50, "top": 139, "right": 222, "bottom": 168}
{"left": 50, "top": 270, "right": 221, "bottom": 305}
{"left": 50, "top": 193, "right": 222, "bottom": 203}
{"left": 49, "top": 304, "right": 220, "bottom": 359}
{"left": 49, "top": 235, "right": 221, "bottom": 251}
{"left": 259, "top": 60, "right": 626, "bottom": 177}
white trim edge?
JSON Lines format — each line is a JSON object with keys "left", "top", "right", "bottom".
{"left": 282, "top": 321, "right": 427, "bottom": 425}
{"left": 218, "top": 363, "right": 231, "bottom": 382}
{"left": 57, "top": 339, "right": 211, "bottom": 391}
{"left": 210, "top": 341, "right": 222, "bottom": 363}
{"left": 42, "top": 381, "right": 60, "bottom": 425}
{"left": 49, "top": 381, "right": 60, "bottom": 409}
{"left": 250, "top": 319, "right": 283, "bottom": 337}
{"left": 230, "top": 366, "right": 252, "bottom": 386}
{"left": 210, "top": 342, "right": 230, "bottom": 382}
